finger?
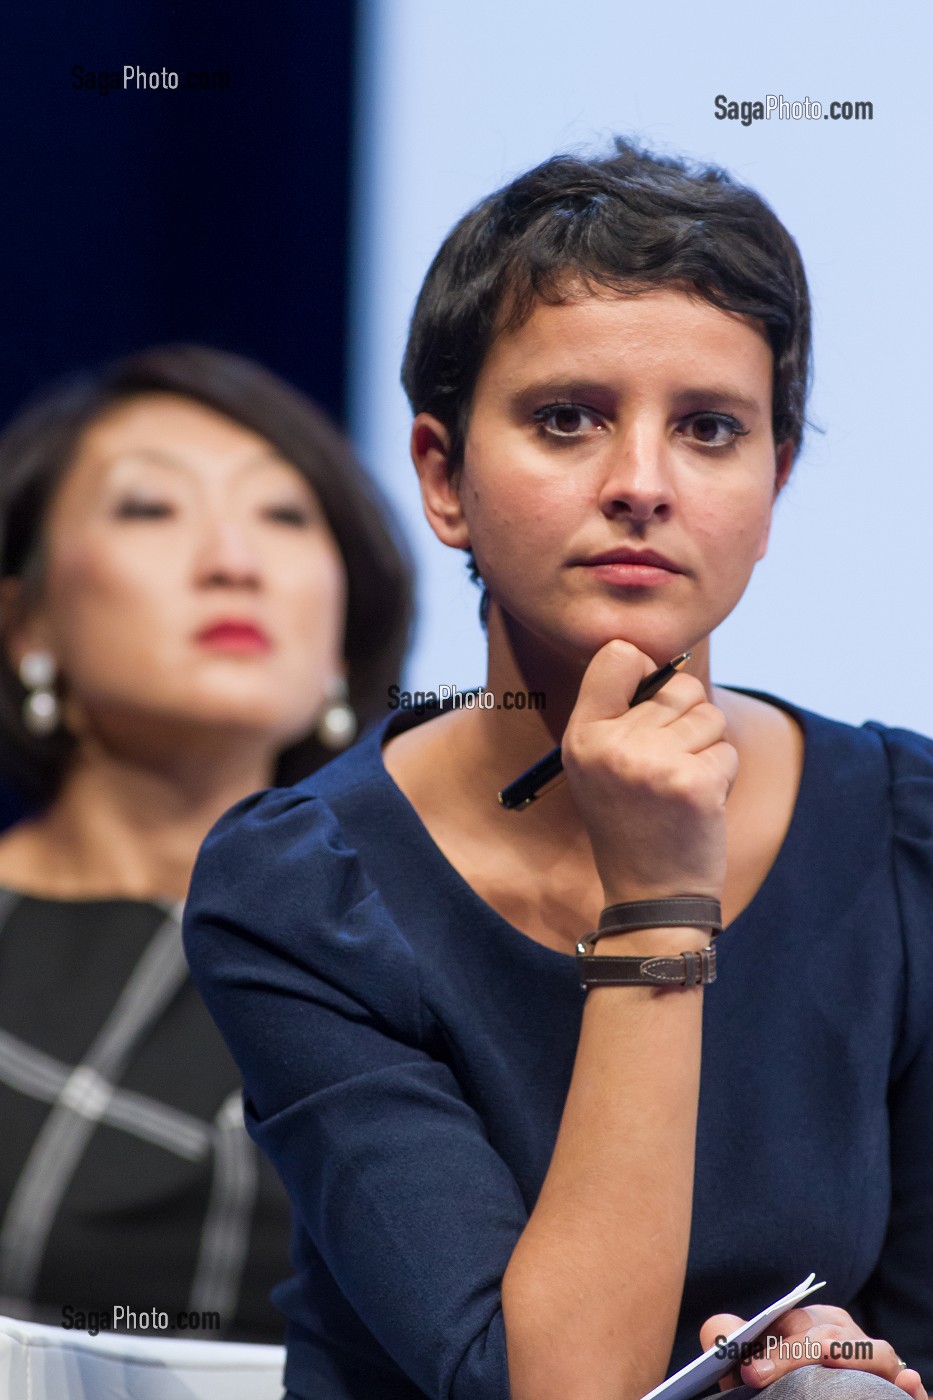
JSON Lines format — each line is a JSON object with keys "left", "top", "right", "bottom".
{"left": 742, "top": 1329, "right": 905, "bottom": 1390}
{"left": 700, "top": 1314, "right": 747, "bottom": 1354}
{"left": 620, "top": 672, "right": 711, "bottom": 729}
{"left": 815, "top": 1333, "right": 904, "bottom": 1383}
{"left": 697, "top": 740, "right": 740, "bottom": 796}
{"left": 572, "top": 640, "right": 656, "bottom": 724}
{"left": 769, "top": 1307, "right": 848, "bottom": 1335}
{"left": 659, "top": 701, "right": 728, "bottom": 754}
{"left": 894, "top": 1370, "right": 926, "bottom": 1400}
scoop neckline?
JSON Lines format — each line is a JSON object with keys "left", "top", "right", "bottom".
{"left": 0, "top": 885, "right": 180, "bottom": 914}
{"left": 369, "top": 688, "right": 814, "bottom": 959}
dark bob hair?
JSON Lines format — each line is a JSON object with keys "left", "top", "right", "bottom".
{"left": 0, "top": 343, "right": 414, "bottom": 806}
{"left": 402, "top": 137, "right": 812, "bottom": 470}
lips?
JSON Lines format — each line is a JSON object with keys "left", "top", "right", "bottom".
{"left": 194, "top": 620, "right": 272, "bottom": 654}
{"left": 582, "top": 547, "right": 683, "bottom": 571}
{"left": 578, "top": 546, "right": 686, "bottom": 588}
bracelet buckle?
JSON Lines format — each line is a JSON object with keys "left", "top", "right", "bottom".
{"left": 576, "top": 943, "right": 717, "bottom": 990}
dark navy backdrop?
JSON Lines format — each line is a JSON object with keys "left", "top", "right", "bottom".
{"left": 0, "top": 2, "right": 359, "bottom": 824}
{"left": 0, "top": 2, "right": 357, "bottom": 425}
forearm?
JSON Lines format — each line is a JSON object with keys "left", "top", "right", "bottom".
{"left": 502, "top": 646, "right": 731, "bottom": 1400}
{"left": 503, "top": 946, "right": 705, "bottom": 1400}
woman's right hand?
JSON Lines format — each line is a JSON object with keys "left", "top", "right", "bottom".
{"left": 561, "top": 640, "right": 738, "bottom": 907}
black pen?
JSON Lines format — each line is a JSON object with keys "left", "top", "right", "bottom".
{"left": 497, "top": 652, "right": 691, "bottom": 811}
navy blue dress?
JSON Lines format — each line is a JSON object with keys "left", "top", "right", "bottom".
{"left": 183, "top": 700, "right": 933, "bottom": 1400}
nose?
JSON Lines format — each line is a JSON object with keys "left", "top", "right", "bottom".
{"left": 193, "top": 517, "right": 263, "bottom": 590}
{"left": 597, "top": 419, "right": 673, "bottom": 525}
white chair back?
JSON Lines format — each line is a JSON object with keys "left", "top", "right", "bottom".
{"left": 0, "top": 1313, "right": 285, "bottom": 1399}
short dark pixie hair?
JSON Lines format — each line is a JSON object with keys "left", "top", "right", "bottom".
{"left": 0, "top": 344, "right": 414, "bottom": 806}
{"left": 402, "top": 137, "right": 812, "bottom": 469}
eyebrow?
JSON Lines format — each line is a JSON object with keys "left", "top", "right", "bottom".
{"left": 510, "top": 379, "right": 615, "bottom": 403}
{"left": 102, "top": 446, "right": 291, "bottom": 475}
{"left": 510, "top": 380, "right": 766, "bottom": 418}
{"left": 669, "top": 387, "right": 765, "bottom": 416}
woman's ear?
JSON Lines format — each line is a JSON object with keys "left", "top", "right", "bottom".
{"left": 410, "top": 414, "right": 472, "bottom": 552}
{"left": 0, "top": 577, "right": 29, "bottom": 670}
{"left": 0, "top": 577, "right": 52, "bottom": 673}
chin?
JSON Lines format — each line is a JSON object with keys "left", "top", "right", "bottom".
{"left": 153, "top": 683, "right": 322, "bottom": 746}
{"left": 499, "top": 593, "right": 708, "bottom": 673}
{"left": 553, "top": 613, "right": 692, "bottom": 671}
{"left": 576, "top": 589, "right": 731, "bottom": 663}
{"left": 193, "top": 698, "right": 318, "bottom": 738}
{"left": 597, "top": 630, "right": 689, "bottom": 667}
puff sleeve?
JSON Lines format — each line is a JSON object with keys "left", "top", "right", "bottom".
{"left": 183, "top": 786, "right": 523, "bottom": 1400}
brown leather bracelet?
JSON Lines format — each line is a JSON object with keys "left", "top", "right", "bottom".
{"left": 597, "top": 896, "right": 722, "bottom": 937}
{"left": 576, "top": 943, "right": 717, "bottom": 990}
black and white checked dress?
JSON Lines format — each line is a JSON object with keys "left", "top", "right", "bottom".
{"left": 0, "top": 889, "right": 292, "bottom": 1341}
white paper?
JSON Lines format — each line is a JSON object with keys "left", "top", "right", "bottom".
{"left": 641, "top": 1274, "right": 827, "bottom": 1400}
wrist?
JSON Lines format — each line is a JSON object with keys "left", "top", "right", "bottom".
{"left": 600, "top": 883, "right": 723, "bottom": 908}
{"left": 592, "top": 927, "right": 712, "bottom": 958}
{"left": 577, "top": 894, "right": 720, "bottom": 989}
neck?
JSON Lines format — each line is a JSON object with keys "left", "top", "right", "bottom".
{"left": 22, "top": 732, "right": 276, "bottom": 901}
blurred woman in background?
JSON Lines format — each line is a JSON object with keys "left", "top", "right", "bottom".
{"left": 0, "top": 344, "right": 412, "bottom": 1341}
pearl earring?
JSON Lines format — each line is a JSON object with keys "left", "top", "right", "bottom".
{"left": 18, "top": 650, "right": 60, "bottom": 737}
{"left": 315, "top": 677, "right": 357, "bottom": 751}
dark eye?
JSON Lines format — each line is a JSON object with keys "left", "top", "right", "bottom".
{"left": 681, "top": 413, "right": 749, "bottom": 448}
{"left": 114, "top": 499, "right": 173, "bottom": 519}
{"left": 263, "top": 504, "right": 316, "bottom": 527}
{"left": 533, "top": 403, "right": 603, "bottom": 438}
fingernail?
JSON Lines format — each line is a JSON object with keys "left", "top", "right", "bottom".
{"left": 749, "top": 1360, "right": 776, "bottom": 1381}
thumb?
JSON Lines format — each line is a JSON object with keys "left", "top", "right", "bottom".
{"left": 700, "top": 1314, "right": 747, "bottom": 1353}
{"left": 570, "top": 639, "right": 655, "bottom": 726}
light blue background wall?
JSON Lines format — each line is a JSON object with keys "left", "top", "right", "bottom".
{"left": 350, "top": 0, "right": 932, "bottom": 732}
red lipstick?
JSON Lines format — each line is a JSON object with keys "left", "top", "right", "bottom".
{"left": 194, "top": 620, "right": 272, "bottom": 654}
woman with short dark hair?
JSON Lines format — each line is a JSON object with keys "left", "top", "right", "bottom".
{"left": 185, "top": 143, "right": 933, "bottom": 1398}
{"left": 0, "top": 344, "right": 412, "bottom": 1340}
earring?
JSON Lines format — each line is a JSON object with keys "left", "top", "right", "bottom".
{"left": 18, "top": 650, "right": 61, "bottom": 737}
{"left": 316, "top": 677, "right": 357, "bottom": 751}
